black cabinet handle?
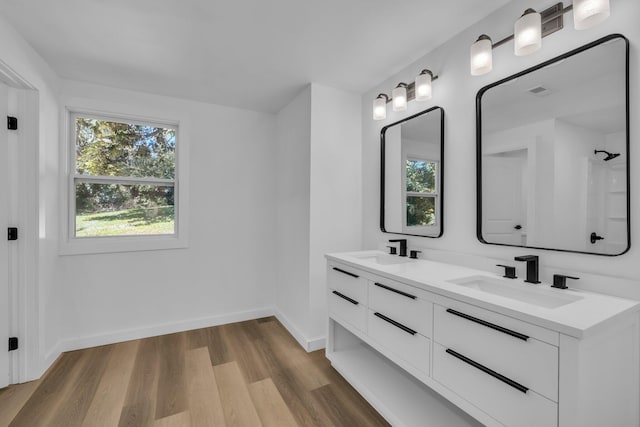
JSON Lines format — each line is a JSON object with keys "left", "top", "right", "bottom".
{"left": 373, "top": 312, "right": 417, "bottom": 335}
{"left": 332, "top": 290, "right": 358, "bottom": 305}
{"left": 374, "top": 282, "right": 417, "bottom": 300}
{"left": 445, "top": 309, "right": 529, "bottom": 341}
{"left": 445, "top": 348, "right": 529, "bottom": 394}
{"left": 332, "top": 267, "right": 359, "bottom": 279}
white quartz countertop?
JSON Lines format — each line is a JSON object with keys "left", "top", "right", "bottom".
{"left": 326, "top": 250, "right": 640, "bottom": 339}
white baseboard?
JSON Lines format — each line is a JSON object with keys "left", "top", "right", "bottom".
{"left": 39, "top": 307, "right": 326, "bottom": 382}
{"left": 41, "top": 307, "right": 275, "bottom": 377}
{"left": 40, "top": 343, "right": 64, "bottom": 380}
{"left": 274, "top": 309, "right": 326, "bottom": 352}
{"left": 307, "top": 335, "right": 326, "bottom": 352}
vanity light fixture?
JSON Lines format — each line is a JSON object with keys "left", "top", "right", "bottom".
{"left": 573, "top": 0, "right": 610, "bottom": 29}
{"left": 414, "top": 70, "right": 434, "bottom": 101}
{"left": 470, "top": 0, "right": 610, "bottom": 76}
{"left": 373, "top": 94, "right": 389, "bottom": 120}
{"left": 392, "top": 83, "right": 408, "bottom": 111}
{"left": 514, "top": 8, "right": 542, "bottom": 56}
{"left": 372, "top": 71, "right": 439, "bottom": 120}
{"left": 470, "top": 35, "right": 493, "bottom": 76}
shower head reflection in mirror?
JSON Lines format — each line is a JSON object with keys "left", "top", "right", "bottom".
{"left": 594, "top": 150, "right": 620, "bottom": 161}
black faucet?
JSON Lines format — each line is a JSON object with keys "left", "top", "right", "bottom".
{"left": 514, "top": 255, "right": 540, "bottom": 284}
{"left": 552, "top": 274, "right": 579, "bottom": 289}
{"left": 496, "top": 264, "right": 517, "bottom": 279}
{"left": 389, "top": 239, "right": 407, "bottom": 257}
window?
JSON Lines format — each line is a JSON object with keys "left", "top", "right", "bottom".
{"left": 71, "top": 113, "right": 177, "bottom": 239}
{"left": 405, "top": 158, "right": 438, "bottom": 228}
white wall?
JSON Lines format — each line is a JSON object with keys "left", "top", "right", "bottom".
{"left": 276, "top": 86, "right": 312, "bottom": 340}
{"left": 385, "top": 126, "right": 402, "bottom": 229}
{"left": 362, "top": 0, "right": 640, "bottom": 300}
{"left": 308, "top": 84, "right": 362, "bottom": 339}
{"left": 554, "top": 120, "right": 602, "bottom": 251}
{"left": 53, "top": 80, "right": 278, "bottom": 353}
{"left": 276, "top": 83, "right": 362, "bottom": 347}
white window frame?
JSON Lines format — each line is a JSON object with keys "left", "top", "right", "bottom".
{"left": 60, "top": 108, "right": 189, "bottom": 255}
{"left": 402, "top": 156, "right": 440, "bottom": 234}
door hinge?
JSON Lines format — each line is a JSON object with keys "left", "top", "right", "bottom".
{"left": 7, "top": 116, "right": 17, "bottom": 130}
{"left": 7, "top": 227, "right": 18, "bottom": 241}
{"left": 8, "top": 337, "right": 18, "bottom": 351}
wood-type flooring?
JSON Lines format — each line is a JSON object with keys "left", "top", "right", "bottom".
{"left": 0, "top": 317, "right": 389, "bottom": 427}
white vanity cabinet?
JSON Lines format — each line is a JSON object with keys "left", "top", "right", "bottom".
{"left": 325, "top": 255, "right": 640, "bottom": 427}
{"left": 432, "top": 300, "right": 559, "bottom": 427}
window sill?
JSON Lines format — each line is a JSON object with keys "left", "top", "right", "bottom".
{"left": 59, "top": 234, "right": 188, "bottom": 256}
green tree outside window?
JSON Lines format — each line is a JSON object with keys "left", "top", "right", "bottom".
{"left": 406, "top": 159, "right": 437, "bottom": 227}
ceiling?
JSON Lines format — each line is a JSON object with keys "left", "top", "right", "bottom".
{"left": 482, "top": 37, "right": 626, "bottom": 134}
{"left": 0, "top": 0, "right": 510, "bottom": 113}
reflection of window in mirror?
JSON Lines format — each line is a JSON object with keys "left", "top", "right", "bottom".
{"left": 381, "top": 106, "right": 444, "bottom": 238}
{"left": 404, "top": 158, "right": 438, "bottom": 228}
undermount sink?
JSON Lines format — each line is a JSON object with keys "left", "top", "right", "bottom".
{"left": 448, "top": 275, "right": 583, "bottom": 309}
{"left": 354, "top": 253, "right": 415, "bottom": 266}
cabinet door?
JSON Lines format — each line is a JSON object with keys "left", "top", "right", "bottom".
{"left": 433, "top": 343, "right": 557, "bottom": 427}
{"left": 327, "top": 263, "right": 368, "bottom": 332}
{"left": 328, "top": 289, "right": 367, "bottom": 332}
{"left": 369, "top": 279, "right": 433, "bottom": 338}
{"left": 434, "top": 303, "right": 558, "bottom": 401}
{"left": 327, "top": 264, "right": 367, "bottom": 303}
{"left": 368, "top": 310, "right": 430, "bottom": 375}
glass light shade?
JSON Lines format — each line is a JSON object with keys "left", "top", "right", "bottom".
{"left": 514, "top": 9, "right": 542, "bottom": 56}
{"left": 470, "top": 35, "right": 493, "bottom": 76}
{"left": 373, "top": 96, "right": 387, "bottom": 120}
{"left": 415, "top": 72, "right": 432, "bottom": 101}
{"left": 392, "top": 84, "right": 407, "bottom": 111}
{"left": 573, "top": 0, "right": 610, "bottom": 30}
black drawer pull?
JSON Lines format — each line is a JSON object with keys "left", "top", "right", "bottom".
{"left": 332, "top": 267, "right": 359, "bottom": 279}
{"left": 332, "top": 290, "right": 358, "bottom": 305}
{"left": 446, "top": 309, "right": 529, "bottom": 341}
{"left": 445, "top": 348, "right": 529, "bottom": 394}
{"left": 374, "top": 282, "right": 416, "bottom": 300}
{"left": 374, "top": 312, "right": 417, "bottom": 335}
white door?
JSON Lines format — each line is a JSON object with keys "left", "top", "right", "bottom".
{"left": 0, "top": 82, "right": 10, "bottom": 388}
{"left": 482, "top": 154, "right": 525, "bottom": 245}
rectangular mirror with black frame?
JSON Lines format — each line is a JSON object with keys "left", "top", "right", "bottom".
{"left": 477, "top": 34, "right": 629, "bottom": 256}
{"left": 381, "top": 106, "right": 444, "bottom": 238}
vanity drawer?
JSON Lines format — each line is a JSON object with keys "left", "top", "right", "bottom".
{"left": 433, "top": 343, "right": 557, "bottom": 427}
{"left": 368, "top": 309, "right": 430, "bottom": 375}
{"left": 328, "top": 289, "right": 367, "bottom": 332}
{"left": 327, "top": 264, "right": 367, "bottom": 304}
{"left": 433, "top": 303, "right": 558, "bottom": 401}
{"left": 369, "top": 279, "right": 433, "bottom": 338}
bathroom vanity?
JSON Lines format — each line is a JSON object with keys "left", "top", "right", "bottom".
{"left": 325, "top": 251, "right": 640, "bottom": 427}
